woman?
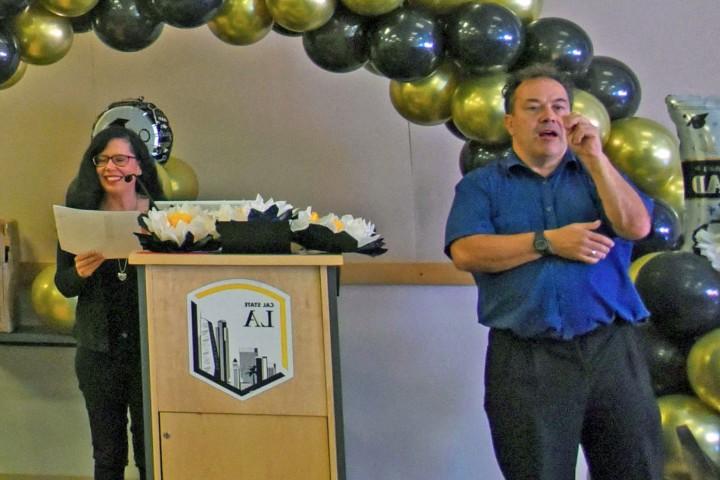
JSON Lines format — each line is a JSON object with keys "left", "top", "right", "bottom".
{"left": 55, "top": 126, "right": 165, "bottom": 480}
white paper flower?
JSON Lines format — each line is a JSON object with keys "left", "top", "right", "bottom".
{"left": 213, "top": 203, "right": 251, "bottom": 222}
{"left": 213, "top": 195, "right": 293, "bottom": 221}
{"left": 246, "top": 194, "right": 293, "bottom": 217}
{"left": 290, "top": 207, "right": 314, "bottom": 231}
{"left": 340, "top": 215, "right": 381, "bottom": 247}
{"left": 695, "top": 226, "right": 720, "bottom": 271}
{"left": 290, "top": 208, "right": 381, "bottom": 247}
{"left": 143, "top": 204, "right": 218, "bottom": 246}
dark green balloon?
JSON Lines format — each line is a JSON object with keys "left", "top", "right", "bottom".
{"left": 576, "top": 55, "right": 641, "bottom": 120}
{"left": 445, "top": 2, "right": 523, "bottom": 74}
{"left": 459, "top": 141, "right": 508, "bottom": 175}
{"left": 368, "top": 7, "right": 443, "bottom": 82}
{"left": 516, "top": 17, "right": 593, "bottom": 77}
{"left": 0, "top": 24, "right": 19, "bottom": 84}
{"left": 636, "top": 251, "right": 720, "bottom": 342}
{"left": 0, "top": 0, "right": 28, "bottom": 19}
{"left": 302, "top": 7, "right": 368, "bottom": 73}
{"left": 633, "top": 322, "right": 693, "bottom": 396}
{"left": 93, "top": 0, "right": 163, "bottom": 52}
{"left": 272, "top": 22, "right": 303, "bottom": 37}
{"left": 632, "top": 199, "right": 683, "bottom": 260}
{"left": 445, "top": 119, "right": 468, "bottom": 141}
{"left": 141, "top": 0, "right": 222, "bottom": 28}
{"left": 71, "top": 11, "right": 94, "bottom": 33}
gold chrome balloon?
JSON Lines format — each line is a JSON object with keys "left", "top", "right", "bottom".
{"left": 390, "top": 61, "right": 459, "bottom": 126}
{"left": 605, "top": 117, "right": 682, "bottom": 197}
{"left": 573, "top": 88, "right": 611, "bottom": 145}
{"left": 156, "top": 163, "right": 173, "bottom": 200}
{"left": 451, "top": 72, "right": 510, "bottom": 145}
{"left": 407, "top": 0, "right": 473, "bottom": 14}
{"left": 629, "top": 252, "right": 662, "bottom": 283}
{"left": 266, "top": 0, "right": 336, "bottom": 33}
{"left": 11, "top": 4, "right": 73, "bottom": 66}
{"left": 39, "top": 0, "right": 99, "bottom": 18}
{"left": 31, "top": 264, "right": 77, "bottom": 334}
{"left": 0, "top": 61, "right": 27, "bottom": 90}
{"left": 658, "top": 394, "right": 720, "bottom": 478}
{"left": 342, "top": 0, "right": 402, "bottom": 16}
{"left": 688, "top": 329, "right": 720, "bottom": 413}
{"left": 208, "top": 0, "right": 273, "bottom": 46}
{"left": 162, "top": 157, "right": 200, "bottom": 201}
{"left": 490, "top": 0, "right": 543, "bottom": 23}
{"left": 653, "top": 174, "right": 686, "bottom": 218}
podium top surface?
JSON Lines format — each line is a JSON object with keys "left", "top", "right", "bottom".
{"left": 128, "top": 252, "right": 344, "bottom": 267}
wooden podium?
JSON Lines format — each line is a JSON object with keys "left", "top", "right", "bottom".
{"left": 129, "top": 253, "right": 345, "bottom": 480}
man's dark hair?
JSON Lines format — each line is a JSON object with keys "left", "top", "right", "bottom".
{"left": 502, "top": 64, "right": 574, "bottom": 114}
{"left": 66, "top": 126, "right": 166, "bottom": 209}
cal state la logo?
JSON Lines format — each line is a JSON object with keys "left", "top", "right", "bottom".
{"left": 187, "top": 279, "right": 293, "bottom": 401}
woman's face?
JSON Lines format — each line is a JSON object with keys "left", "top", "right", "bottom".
{"left": 94, "top": 138, "right": 143, "bottom": 195}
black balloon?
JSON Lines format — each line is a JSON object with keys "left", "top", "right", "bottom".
{"left": 0, "top": 0, "right": 27, "bottom": 19}
{"left": 140, "top": 0, "right": 222, "bottom": 28}
{"left": 0, "top": 24, "right": 19, "bottom": 84}
{"left": 71, "top": 12, "right": 94, "bottom": 34}
{"left": 515, "top": 17, "right": 593, "bottom": 77}
{"left": 633, "top": 322, "right": 692, "bottom": 396}
{"left": 633, "top": 199, "right": 683, "bottom": 259}
{"left": 459, "top": 141, "right": 508, "bottom": 175}
{"left": 272, "top": 23, "right": 303, "bottom": 37}
{"left": 445, "top": 119, "right": 468, "bottom": 141}
{"left": 576, "top": 55, "right": 641, "bottom": 120}
{"left": 635, "top": 251, "right": 720, "bottom": 342}
{"left": 445, "top": 2, "right": 523, "bottom": 74}
{"left": 93, "top": 0, "right": 163, "bottom": 52}
{"left": 368, "top": 7, "right": 444, "bottom": 82}
{"left": 302, "top": 7, "right": 368, "bottom": 73}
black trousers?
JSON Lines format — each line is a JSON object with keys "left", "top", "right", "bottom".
{"left": 76, "top": 346, "right": 146, "bottom": 480}
{"left": 484, "top": 322, "right": 664, "bottom": 480}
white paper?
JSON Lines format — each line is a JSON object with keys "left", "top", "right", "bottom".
{"left": 53, "top": 205, "right": 142, "bottom": 259}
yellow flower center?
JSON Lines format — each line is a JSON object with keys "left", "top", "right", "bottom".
{"left": 333, "top": 219, "right": 344, "bottom": 231}
{"left": 167, "top": 212, "right": 193, "bottom": 227}
{"left": 310, "top": 211, "right": 319, "bottom": 222}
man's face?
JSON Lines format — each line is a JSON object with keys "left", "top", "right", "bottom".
{"left": 504, "top": 77, "right": 571, "bottom": 165}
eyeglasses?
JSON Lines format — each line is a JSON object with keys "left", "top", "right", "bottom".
{"left": 92, "top": 154, "right": 136, "bottom": 167}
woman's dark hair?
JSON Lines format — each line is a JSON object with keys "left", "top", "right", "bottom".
{"left": 66, "top": 126, "right": 166, "bottom": 209}
{"left": 502, "top": 63, "right": 575, "bottom": 114}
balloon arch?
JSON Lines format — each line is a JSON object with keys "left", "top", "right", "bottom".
{"left": 3, "top": 0, "right": 720, "bottom": 475}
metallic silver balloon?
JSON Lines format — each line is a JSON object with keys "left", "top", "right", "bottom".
{"left": 666, "top": 95, "right": 720, "bottom": 253}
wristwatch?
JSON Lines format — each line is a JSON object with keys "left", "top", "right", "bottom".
{"left": 533, "top": 231, "right": 553, "bottom": 256}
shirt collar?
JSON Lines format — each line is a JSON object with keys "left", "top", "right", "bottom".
{"left": 499, "top": 149, "right": 581, "bottom": 175}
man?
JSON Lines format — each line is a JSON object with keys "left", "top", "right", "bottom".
{"left": 444, "top": 64, "right": 664, "bottom": 480}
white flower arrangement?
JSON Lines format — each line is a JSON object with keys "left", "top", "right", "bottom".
{"left": 137, "top": 196, "right": 385, "bottom": 255}
{"left": 142, "top": 203, "right": 218, "bottom": 247}
{"left": 291, "top": 207, "right": 382, "bottom": 248}
{"left": 694, "top": 223, "right": 720, "bottom": 270}
{"left": 214, "top": 194, "right": 294, "bottom": 222}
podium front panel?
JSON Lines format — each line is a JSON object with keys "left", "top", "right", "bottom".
{"left": 159, "top": 412, "right": 331, "bottom": 479}
{"left": 145, "top": 264, "right": 328, "bottom": 417}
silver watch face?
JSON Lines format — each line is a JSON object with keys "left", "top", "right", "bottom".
{"left": 534, "top": 233, "right": 549, "bottom": 253}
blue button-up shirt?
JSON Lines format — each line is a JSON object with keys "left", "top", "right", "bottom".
{"left": 445, "top": 149, "right": 652, "bottom": 339}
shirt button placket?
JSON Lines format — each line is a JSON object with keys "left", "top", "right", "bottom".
{"left": 541, "top": 180, "right": 557, "bottom": 228}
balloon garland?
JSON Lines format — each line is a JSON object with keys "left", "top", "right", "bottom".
{"left": 3, "top": 1, "right": 720, "bottom": 473}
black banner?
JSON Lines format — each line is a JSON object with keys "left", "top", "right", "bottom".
{"left": 682, "top": 160, "right": 720, "bottom": 198}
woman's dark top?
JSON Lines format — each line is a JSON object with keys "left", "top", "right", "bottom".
{"left": 55, "top": 246, "right": 140, "bottom": 353}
